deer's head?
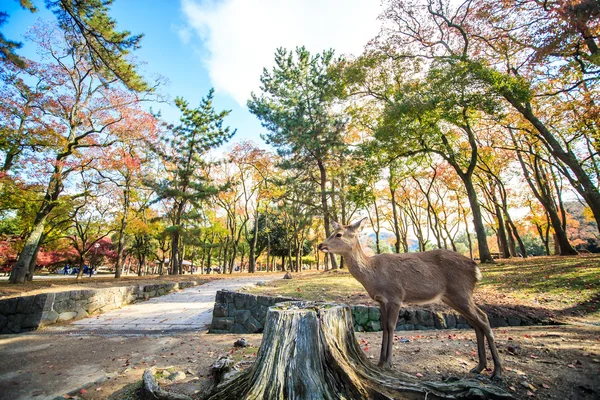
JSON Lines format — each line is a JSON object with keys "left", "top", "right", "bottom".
{"left": 318, "top": 218, "right": 368, "bottom": 255}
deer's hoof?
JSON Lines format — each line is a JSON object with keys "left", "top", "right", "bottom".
{"left": 378, "top": 362, "right": 393, "bottom": 370}
{"left": 490, "top": 371, "right": 503, "bottom": 382}
{"left": 469, "top": 366, "right": 485, "bottom": 374}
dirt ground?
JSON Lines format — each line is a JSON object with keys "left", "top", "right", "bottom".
{"left": 1, "top": 324, "right": 598, "bottom": 400}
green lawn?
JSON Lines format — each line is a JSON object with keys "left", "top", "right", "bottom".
{"left": 248, "top": 254, "right": 600, "bottom": 322}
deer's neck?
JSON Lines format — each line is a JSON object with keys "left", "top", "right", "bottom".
{"left": 342, "top": 245, "right": 372, "bottom": 279}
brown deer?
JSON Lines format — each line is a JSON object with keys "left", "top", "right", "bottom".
{"left": 318, "top": 218, "right": 503, "bottom": 379}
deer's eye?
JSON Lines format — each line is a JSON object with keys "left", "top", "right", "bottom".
{"left": 335, "top": 233, "right": 343, "bottom": 238}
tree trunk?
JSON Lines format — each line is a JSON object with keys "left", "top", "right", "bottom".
{"left": 204, "top": 302, "right": 513, "bottom": 400}
{"left": 26, "top": 237, "right": 44, "bottom": 282}
{"left": 114, "top": 187, "right": 129, "bottom": 279}
{"left": 504, "top": 221, "right": 518, "bottom": 258}
{"left": 494, "top": 204, "right": 510, "bottom": 258}
{"left": 390, "top": 184, "right": 401, "bottom": 253}
{"left": 249, "top": 209, "right": 259, "bottom": 273}
{"left": 318, "top": 159, "right": 337, "bottom": 270}
{"left": 10, "top": 215, "right": 47, "bottom": 283}
{"left": 463, "top": 177, "right": 494, "bottom": 263}
{"left": 171, "top": 229, "right": 180, "bottom": 275}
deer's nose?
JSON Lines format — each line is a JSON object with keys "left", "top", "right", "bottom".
{"left": 317, "top": 243, "right": 324, "bottom": 250}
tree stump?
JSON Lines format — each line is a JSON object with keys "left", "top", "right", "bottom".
{"left": 204, "top": 302, "right": 513, "bottom": 400}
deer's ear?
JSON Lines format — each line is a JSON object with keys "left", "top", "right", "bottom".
{"left": 349, "top": 217, "right": 368, "bottom": 232}
{"left": 331, "top": 221, "right": 341, "bottom": 231}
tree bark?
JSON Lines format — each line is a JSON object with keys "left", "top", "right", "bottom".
{"left": 26, "top": 236, "right": 44, "bottom": 282}
{"left": 318, "top": 159, "right": 337, "bottom": 269}
{"left": 10, "top": 214, "right": 47, "bottom": 283}
{"left": 204, "top": 302, "right": 513, "bottom": 400}
{"left": 463, "top": 176, "right": 494, "bottom": 263}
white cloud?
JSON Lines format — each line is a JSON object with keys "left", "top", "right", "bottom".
{"left": 180, "top": 0, "right": 383, "bottom": 107}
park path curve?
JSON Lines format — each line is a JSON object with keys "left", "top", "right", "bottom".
{"left": 67, "top": 275, "right": 282, "bottom": 333}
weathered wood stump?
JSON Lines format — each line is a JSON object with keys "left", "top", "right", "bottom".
{"left": 205, "top": 302, "right": 513, "bottom": 400}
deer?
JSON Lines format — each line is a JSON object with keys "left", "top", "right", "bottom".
{"left": 318, "top": 218, "right": 504, "bottom": 380}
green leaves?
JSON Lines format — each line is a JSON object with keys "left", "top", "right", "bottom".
{"left": 248, "top": 46, "right": 346, "bottom": 163}
{"left": 2, "top": 0, "right": 148, "bottom": 92}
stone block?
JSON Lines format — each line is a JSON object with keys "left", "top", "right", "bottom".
{"left": 235, "top": 310, "right": 251, "bottom": 325}
{"left": 0, "top": 298, "right": 18, "bottom": 315}
{"left": 396, "top": 315, "right": 406, "bottom": 326}
{"left": 16, "top": 296, "right": 35, "bottom": 314}
{"left": 31, "top": 294, "right": 49, "bottom": 313}
{"left": 221, "top": 291, "right": 236, "bottom": 304}
{"left": 213, "top": 303, "right": 228, "bottom": 318}
{"left": 407, "top": 310, "right": 418, "bottom": 325}
{"left": 211, "top": 317, "right": 234, "bottom": 331}
{"left": 417, "top": 310, "right": 434, "bottom": 327}
{"left": 366, "top": 320, "right": 381, "bottom": 332}
{"left": 234, "top": 294, "right": 246, "bottom": 309}
{"left": 445, "top": 313, "right": 456, "bottom": 329}
{"left": 251, "top": 305, "right": 268, "bottom": 323}
{"left": 228, "top": 303, "right": 236, "bottom": 317}
{"left": 433, "top": 312, "right": 447, "bottom": 329}
{"left": 245, "top": 294, "right": 258, "bottom": 308}
{"left": 7, "top": 314, "right": 24, "bottom": 332}
{"left": 231, "top": 323, "right": 247, "bottom": 334}
{"left": 395, "top": 324, "right": 415, "bottom": 331}
{"left": 257, "top": 295, "right": 274, "bottom": 306}
{"left": 40, "top": 310, "right": 59, "bottom": 325}
{"left": 58, "top": 312, "right": 78, "bottom": 321}
{"left": 53, "top": 299, "right": 76, "bottom": 314}
{"left": 74, "top": 305, "right": 88, "bottom": 319}
{"left": 456, "top": 323, "right": 471, "bottom": 329}
{"left": 490, "top": 317, "right": 508, "bottom": 328}
{"left": 355, "top": 325, "right": 365, "bottom": 332}
{"left": 21, "top": 313, "right": 42, "bottom": 329}
{"left": 54, "top": 292, "right": 71, "bottom": 302}
{"left": 456, "top": 315, "right": 468, "bottom": 325}
{"left": 507, "top": 317, "right": 521, "bottom": 327}
{"left": 0, "top": 314, "right": 7, "bottom": 331}
{"left": 352, "top": 306, "right": 370, "bottom": 326}
{"left": 368, "top": 307, "right": 381, "bottom": 322}
{"left": 243, "top": 316, "right": 262, "bottom": 333}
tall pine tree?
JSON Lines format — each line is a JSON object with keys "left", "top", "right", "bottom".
{"left": 151, "top": 89, "right": 235, "bottom": 275}
{"left": 248, "top": 47, "right": 346, "bottom": 269}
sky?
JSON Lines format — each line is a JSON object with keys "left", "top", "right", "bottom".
{"left": 3, "top": 0, "right": 384, "bottom": 148}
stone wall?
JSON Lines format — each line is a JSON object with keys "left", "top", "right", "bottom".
{"left": 209, "top": 290, "right": 553, "bottom": 334}
{"left": 0, "top": 281, "right": 199, "bottom": 334}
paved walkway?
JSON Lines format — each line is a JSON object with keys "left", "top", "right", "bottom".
{"left": 65, "top": 275, "right": 282, "bottom": 332}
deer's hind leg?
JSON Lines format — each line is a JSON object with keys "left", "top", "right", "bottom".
{"left": 473, "top": 304, "right": 504, "bottom": 379}
{"left": 443, "top": 297, "right": 501, "bottom": 378}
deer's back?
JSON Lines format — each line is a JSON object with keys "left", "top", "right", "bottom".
{"left": 369, "top": 249, "right": 479, "bottom": 304}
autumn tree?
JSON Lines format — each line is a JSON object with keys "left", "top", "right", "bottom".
{"left": 8, "top": 23, "right": 151, "bottom": 284}
{"left": 378, "top": 0, "right": 600, "bottom": 234}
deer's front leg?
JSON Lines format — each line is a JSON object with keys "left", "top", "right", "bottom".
{"left": 383, "top": 302, "right": 402, "bottom": 367}
{"left": 375, "top": 297, "right": 388, "bottom": 367}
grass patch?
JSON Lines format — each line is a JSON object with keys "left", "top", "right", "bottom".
{"left": 248, "top": 255, "right": 600, "bottom": 321}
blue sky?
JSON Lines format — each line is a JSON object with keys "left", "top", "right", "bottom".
{"left": 3, "top": 0, "right": 383, "bottom": 149}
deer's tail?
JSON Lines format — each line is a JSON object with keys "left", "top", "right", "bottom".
{"left": 474, "top": 266, "right": 483, "bottom": 282}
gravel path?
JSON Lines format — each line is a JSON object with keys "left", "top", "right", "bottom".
{"left": 65, "top": 275, "right": 283, "bottom": 332}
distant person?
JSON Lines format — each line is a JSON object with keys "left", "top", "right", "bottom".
{"left": 89, "top": 266, "right": 94, "bottom": 277}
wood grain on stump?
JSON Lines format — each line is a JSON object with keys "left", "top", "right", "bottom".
{"left": 205, "top": 302, "right": 513, "bottom": 400}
